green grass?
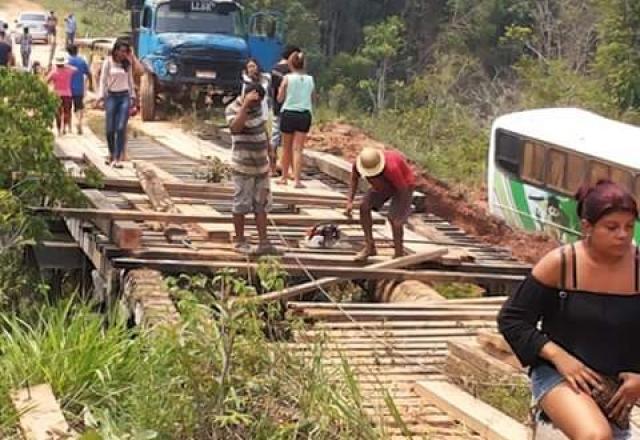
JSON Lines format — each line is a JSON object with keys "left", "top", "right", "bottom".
{"left": 0, "top": 273, "right": 390, "bottom": 438}
{"left": 433, "top": 282, "right": 485, "bottom": 299}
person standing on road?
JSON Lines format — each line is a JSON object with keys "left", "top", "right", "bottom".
{"left": 498, "top": 180, "right": 640, "bottom": 440}
{"left": 97, "top": 40, "right": 136, "bottom": 168}
{"left": 0, "top": 31, "right": 14, "bottom": 67}
{"left": 225, "top": 83, "right": 278, "bottom": 256}
{"left": 46, "top": 53, "right": 76, "bottom": 136}
{"left": 277, "top": 51, "right": 314, "bottom": 188}
{"left": 46, "top": 11, "right": 58, "bottom": 44}
{"left": 345, "top": 147, "right": 416, "bottom": 262}
{"left": 67, "top": 44, "right": 92, "bottom": 135}
{"left": 64, "top": 13, "right": 76, "bottom": 47}
{"left": 19, "top": 28, "right": 33, "bottom": 70}
{"left": 46, "top": 11, "right": 58, "bottom": 69}
{"left": 270, "top": 46, "right": 300, "bottom": 165}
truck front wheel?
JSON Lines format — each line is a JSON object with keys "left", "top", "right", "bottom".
{"left": 140, "top": 72, "right": 156, "bottom": 122}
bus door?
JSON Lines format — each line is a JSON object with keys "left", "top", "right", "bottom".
{"left": 248, "top": 11, "right": 284, "bottom": 71}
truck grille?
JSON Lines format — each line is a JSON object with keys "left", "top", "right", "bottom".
{"left": 180, "top": 57, "right": 244, "bottom": 82}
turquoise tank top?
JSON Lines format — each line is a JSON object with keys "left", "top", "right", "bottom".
{"left": 282, "top": 73, "right": 314, "bottom": 113}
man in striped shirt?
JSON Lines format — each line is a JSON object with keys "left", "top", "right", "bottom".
{"left": 225, "top": 83, "right": 277, "bottom": 255}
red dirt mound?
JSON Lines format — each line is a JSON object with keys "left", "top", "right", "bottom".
{"left": 308, "top": 122, "right": 559, "bottom": 264}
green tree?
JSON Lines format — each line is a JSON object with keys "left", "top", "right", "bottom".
{"left": 0, "top": 70, "right": 82, "bottom": 309}
{"left": 359, "top": 15, "right": 405, "bottom": 113}
{"left": 594, "top": 0, "right": 640, "bottom": 109}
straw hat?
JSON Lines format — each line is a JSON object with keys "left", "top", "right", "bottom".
{"left": 54, "top": 53, "right": 67, "bottom": 65}
{"left": 356, "top": 147, "right": 385, "bottom": 177}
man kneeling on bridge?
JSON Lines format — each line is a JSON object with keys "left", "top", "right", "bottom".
{"left": 225, "top": 83, "right": 277, "bottom": 255}
{"left": 346, "top": 147, "right": 416, "bottom": 262}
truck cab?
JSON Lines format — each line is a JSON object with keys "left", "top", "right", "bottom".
{"left": 129, "top": 0, "right": 283, "bottom": 120}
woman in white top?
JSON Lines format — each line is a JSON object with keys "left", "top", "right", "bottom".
{"left": 97, "top": 40, "right": 136, "bottom": 168}
{"left": 277, "top": 51, "right": 314, "bottom": 188}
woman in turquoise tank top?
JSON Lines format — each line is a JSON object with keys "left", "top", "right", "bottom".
{"left": 277, "top": 51, "right": 315, "bottom": 188}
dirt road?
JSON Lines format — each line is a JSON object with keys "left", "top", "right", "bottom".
{"left": 1, "top": 0, "right": 62, "bottom": 69}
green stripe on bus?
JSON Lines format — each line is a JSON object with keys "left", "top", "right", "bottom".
{"left": 509, "top": 180, "right": 537, "bottom": 230}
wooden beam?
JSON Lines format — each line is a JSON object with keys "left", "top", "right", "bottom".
{"left": 75, "top": 176, "right": 346, "bottom": 202}
{"left": 11, "top": 383, "right": 77, "bottom": 440}
{"left": 83, "top": 190, "right": 142, "bottom": 250}
{"left": 256, "top": 248, "right": 448, "bottom": 302}
{"left": 111, "top": 257, "right": 525, "bottom": 284}
{"left": 36, "top": 207, "right": 384, "bottom": 226}
{"left": 413, "top": 380, "right": 529, "bottom": 440}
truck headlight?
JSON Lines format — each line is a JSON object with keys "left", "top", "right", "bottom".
{"left": 167, "top": 62, "right": 178, "bottom": 75}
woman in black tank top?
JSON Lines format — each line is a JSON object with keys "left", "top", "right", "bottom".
{"left": 499, "top": 180, "right": 640, "bottom": 439}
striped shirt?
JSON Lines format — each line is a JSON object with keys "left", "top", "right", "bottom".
{"left": 225, "top": 96, "right": 269, "bottom": 176}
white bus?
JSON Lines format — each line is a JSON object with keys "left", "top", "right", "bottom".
{"left": 487, "top": 107, "right": 640, "bottom": 242}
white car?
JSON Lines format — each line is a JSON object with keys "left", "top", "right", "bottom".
{"left": 14, "top": 11, "right": 49, "bottom": 44}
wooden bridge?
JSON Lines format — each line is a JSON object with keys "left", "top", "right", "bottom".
{"left": 32, "top": 114, "right": 536, "bottom": 439}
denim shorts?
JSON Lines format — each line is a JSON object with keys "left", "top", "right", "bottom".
{"left": 530, "top": 364, "right": 636, "bottom": 439}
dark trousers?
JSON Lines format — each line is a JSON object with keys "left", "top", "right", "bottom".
{"left": 65, "top": 32, "right": 75, "bottom": 46}
{"left": 105, "top": 92, "right": 130, "bottom": 161}
{"left": 21, "top": 51, "right": 30, "bottom": 68}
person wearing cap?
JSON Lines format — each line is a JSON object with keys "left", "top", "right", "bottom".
{"left": 46, "top": 53, "right": 76, "bottom": 135}
{"left": 346, "top": 147, "right": 416, "bottom": 262}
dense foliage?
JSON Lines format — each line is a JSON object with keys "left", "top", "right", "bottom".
{"left": 0, "top": 70, "right": 82, "bottom": 310}
{"left": 0, "top": 270, "right": 380, "bottom": 439}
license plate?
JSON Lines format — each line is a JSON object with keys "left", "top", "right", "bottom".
{"left": 196, "top": 70, "right": 216, "bottom": 79}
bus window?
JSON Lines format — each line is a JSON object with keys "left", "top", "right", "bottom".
{"left": 611, "top": 167, "right": 632, "bottom": 193}
{"left": 522, "top": 141, "right": 545, "bottom": 184}
{"left": 495, "top": 130, "right": 522, "bottom": 175}
{"left": 546, "top": 149, "right": 567, "bottom": 190}
{"left": 589, "top": 162, "right": 610, "bottom": 185}
{"left": 566, "top": 154, "right": 587, "bottom": 193}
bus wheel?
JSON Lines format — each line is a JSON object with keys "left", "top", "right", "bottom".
{"left": 140, "top": 72, "right": 156, "bottom": 122}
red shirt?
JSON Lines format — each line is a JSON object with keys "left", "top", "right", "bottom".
{"left": 47, "top": 66, "right": 75, "bottom": 97}
{"left": 353, "top": 150, "right": 416, "bottom": 192}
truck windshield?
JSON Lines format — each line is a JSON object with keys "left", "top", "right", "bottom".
{"left": 156, "top": 4, "right": 242, "bottom": 35}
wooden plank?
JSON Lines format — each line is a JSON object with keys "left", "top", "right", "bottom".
{"left": 11, "top": 383, "right": 77, "bottom": 440}
{"left": 38, "top": 207, "right": 384, "bottom": 226}
{"left": 413, "top": 380, "right": 529, "bottom": 440}
{"left": 299, "top": 309, "right": 497, "bottom": 321}
{"left": 255, "top": 248, "right": 449, "bottom": 302}
{"left": 448, "top": 340, "right": 523, "bottom": 378}
{"left": 111, "top": 258, "right": 525, "bottom": 283}
{"left": 288, "top": 302, "right": 501, "bottom": 311}
{"left": 83, "top": 190, "right": 142, "bottom": 250}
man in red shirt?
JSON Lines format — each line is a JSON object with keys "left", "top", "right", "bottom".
{"left": 346, "top": 147, "right": 416, "bottom": 261}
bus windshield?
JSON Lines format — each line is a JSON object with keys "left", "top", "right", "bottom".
{"left": 156, "top": 4, "right": 242, "bottom": 35}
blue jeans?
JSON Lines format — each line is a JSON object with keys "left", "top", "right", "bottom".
{"left": 105, "top": 92, "right": 130, "bottom": 161}
{"left": 531, "top": 364, "right": 636, "bottom": 439}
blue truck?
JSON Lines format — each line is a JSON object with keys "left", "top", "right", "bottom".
{"left": 126, "top": 0, "right": 283, "bottom": 120}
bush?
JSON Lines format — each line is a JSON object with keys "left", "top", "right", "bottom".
{"left": 0, "top": 70, "right": 82, "bottom": 310}
{"left": 0, "top": 270, "right": 383, "bottom": 439}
